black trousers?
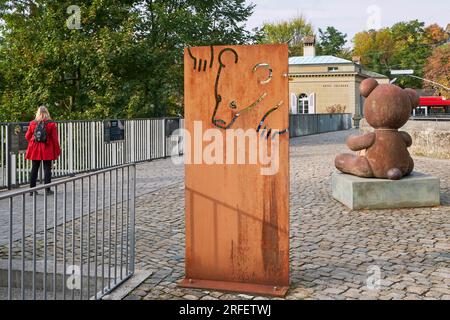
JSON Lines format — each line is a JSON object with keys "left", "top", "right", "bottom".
{"left": 30, "top": 160, "right": 52, "bottom": 190}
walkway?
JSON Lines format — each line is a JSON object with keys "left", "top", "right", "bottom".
{"left": 127, "top": 129, "right": 450, "bottom": 300}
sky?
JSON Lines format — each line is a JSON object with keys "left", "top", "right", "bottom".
{"left": 245, "top": 0, "right": 449, "bottom": 47}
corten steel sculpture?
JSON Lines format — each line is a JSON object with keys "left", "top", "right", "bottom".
{"left": 335, "top": 78, "right": 420, "bottom": 180}
{"left": 180, "top": 44, "right": 290, "bottom": 297}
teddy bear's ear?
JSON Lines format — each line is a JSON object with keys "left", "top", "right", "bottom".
{"left": 404, "top": 88, "right": 419, "bottom": 109}
{"left": 360, "top": 78, "right": 379, "bottom": 98}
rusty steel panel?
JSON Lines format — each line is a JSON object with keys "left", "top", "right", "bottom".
{"left": 182, "top": 44, "right": 290, "bottom": 296}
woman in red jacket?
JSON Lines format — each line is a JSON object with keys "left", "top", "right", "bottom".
{"left": 25, "top": 106, "right": 61, "bottom": 195}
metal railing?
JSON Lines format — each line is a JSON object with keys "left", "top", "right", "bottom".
{"left": 411, "top": 114, "right": 450, "bottom": 122}
{"left": 0, "top": 118, "right": 183, "bottom": 189}
{"left": 0, "top": 164, "right": 136, "bottom": 300}
{"left": 0, "top": 124, "right": 7, "bottom": 189}
{"left": 289, "top": 113, "right": 353, "bottom": 138}
{"left": 2, "top": 113, "right": 355, "bottom": 188}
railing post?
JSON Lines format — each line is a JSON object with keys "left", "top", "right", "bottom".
{"left": 123, "top": 120, "right": 127, "bottom": 165}
{"left": 129, "top": 164, "right": 136, "bottom": 274}
{"left": 131, "top": 120, "right": 135, "bottom": 163}
{"left": 6, "top": 124, "right": 11, "bottom": 190}
{"left": 180, "top": 118, "right": 184, "bottom": 156}
{"left": 162, "top": 118, "right": 167, "bottom": 158}
{"left": 91, "top": 122, "right": 96, "bottom": 170}
{"left": 68, "top": 122, "right": 74, "bottom": 175}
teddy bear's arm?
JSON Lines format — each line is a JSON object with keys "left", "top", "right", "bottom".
{"left": 399, "top": 131, "right": 413, "bottom": 147}
{"left": 346, "top": 133, "right": 376, "bottom": 151}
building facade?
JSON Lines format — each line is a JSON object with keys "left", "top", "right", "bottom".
{"left": 288, "top": 37, "right": 389, "bottom": 126}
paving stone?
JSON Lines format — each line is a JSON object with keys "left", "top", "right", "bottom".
{"left": 123, "top": 295, "right": 141, "bottom": 300}
{"left": 237, "top": 294, "right": 254, "bottom": 300}
{"left": 209, "top": 291, "right": 224, "bottom": 298}
{"left": 406, "top": 286, "right": 429, "bottom": 295}
{"left": 323, "top": 287, "right": 347, "bottom": 295}
{"left": 133, "top": 290, "right": 149, "bottom": 297}
{"left": 201, "top": 296, "right": 219, "bottom": 300}
{"left": 289, "top": 288, "right": 312, "bottom": 299}
{"left": 220, "top": 294, "right": 241, "bottom": 300}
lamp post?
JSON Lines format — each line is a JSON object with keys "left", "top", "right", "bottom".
{"left": 390, "top": 70, "right": 450, "bottom": 91}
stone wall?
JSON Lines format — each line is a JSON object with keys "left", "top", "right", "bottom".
{"left": 360, "top": 119, "right": 450, "bottom": 159}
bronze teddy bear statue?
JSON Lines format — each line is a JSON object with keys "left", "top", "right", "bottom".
{"left": 335, "top": 78, "right": 419, "bottom": 180}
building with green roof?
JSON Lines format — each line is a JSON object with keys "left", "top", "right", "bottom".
{"left": 288, "top": 37, "right": 389, "bottom": 126}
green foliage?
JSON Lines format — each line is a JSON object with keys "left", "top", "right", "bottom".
{"left": 316, "top": 26, "right": 347, "bottom": 57}
{"left": 0, "top": 0, "right": 254, "bottom": 121}
{"left": 256, "top": 16, "right": 314, "bottom": 56}
{"left": 1, "top": 2, "right": 446, "bottom": 121}
{"left": 353, "top": 20, "right": 447, "bottom": 88}
{"left": 389, "top": 20, "right": 432, "bottom": 88}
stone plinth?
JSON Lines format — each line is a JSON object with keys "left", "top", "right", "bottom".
{"left": 332, "top": 172, "right": 440, "bottom": 210}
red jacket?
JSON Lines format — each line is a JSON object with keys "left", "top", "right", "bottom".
{"left": 25, "top": 120, "right": 61, "bottom": 161}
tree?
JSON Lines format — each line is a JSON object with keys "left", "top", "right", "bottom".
{"left": 0, "top": 0, "right": 146, "bottom": 121}
{"left": 423, "top": 44, "right": 450, "bottom": 97}
{"left": 353, "top": 28, "right": 396, "bottom": 75}
{"left": 316, "top": 26, "right": 347, "bottom": 57}
{"left": 424, "top": 24, "right": 449, "bottom": 46}
{"left": 130, "top": 0, "right": 255, "bottom": 117}
{"left": 0, "top": 0, "right": 255, "bottom": 121}
{"left": 257, "top": 16, "right": 314, "bottom": 56}
{"left": 353, "top": 20, "right": 446, "bottom": 88}
{"left": 389, "top": 20, "right": 431, "bottom": 88}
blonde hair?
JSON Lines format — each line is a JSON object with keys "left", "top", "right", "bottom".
{"left": 35, "top": 106, "right": 51, "bottom": 122}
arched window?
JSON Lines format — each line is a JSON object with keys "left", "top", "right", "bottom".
{"left": 298, "top": 93, "right": 309, "bottom": 114}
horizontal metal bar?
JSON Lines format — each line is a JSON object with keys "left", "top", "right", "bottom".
{"left": 0, "top": 163, "right": 136, "bottom": 200}
{"left": 97, "top": 273, "right": 133, "bottom": 300}
{"left": 0, "top": 117, "right": 183, "bottom": 126}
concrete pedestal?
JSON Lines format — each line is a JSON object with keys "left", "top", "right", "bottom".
{"left": 332, "top": 172, "right": 440, "bottom": 210}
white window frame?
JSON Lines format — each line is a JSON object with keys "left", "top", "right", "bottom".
{"left": 308, "top": 93, "right": 316, "bottom": 114}
{"left": 290, "top": 93, "right": 298, "bottom": 114}
{"left": 328, "top": 66, "right": 339, "bottom": 72}
{"left": 298, "top": 93, "right": 309, "bottom": 114}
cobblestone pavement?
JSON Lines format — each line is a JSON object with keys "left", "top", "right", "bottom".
{"left": 126, "top": 129, "right": 450, "bottom": 300}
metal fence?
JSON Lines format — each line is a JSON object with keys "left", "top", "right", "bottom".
{"left": 0, "top": 124, "right": 8, "bottom": 189}
{"left": 0, "top": 164, "right": 136, "bottom": 300}
{"left": 0, "top": 118, "right": 183, "bottom": 189}
{"left": 411, "top": 114, "right": 450, "bottom": 122}
{"left": 289, "top": 113, "right": 353, "bottom": 138}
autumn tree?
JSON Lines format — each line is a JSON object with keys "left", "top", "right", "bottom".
{"left": 353, "top": 28, "right": 396, "bottom": 75}
{"left": 424, "top": 24, "right": 449, "bottom": 46}
{"left": 353, "top": 20, "right": 447, "bottom": 88}
{"left": 423, "top": 44, "right": 450, "bottom": 97}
